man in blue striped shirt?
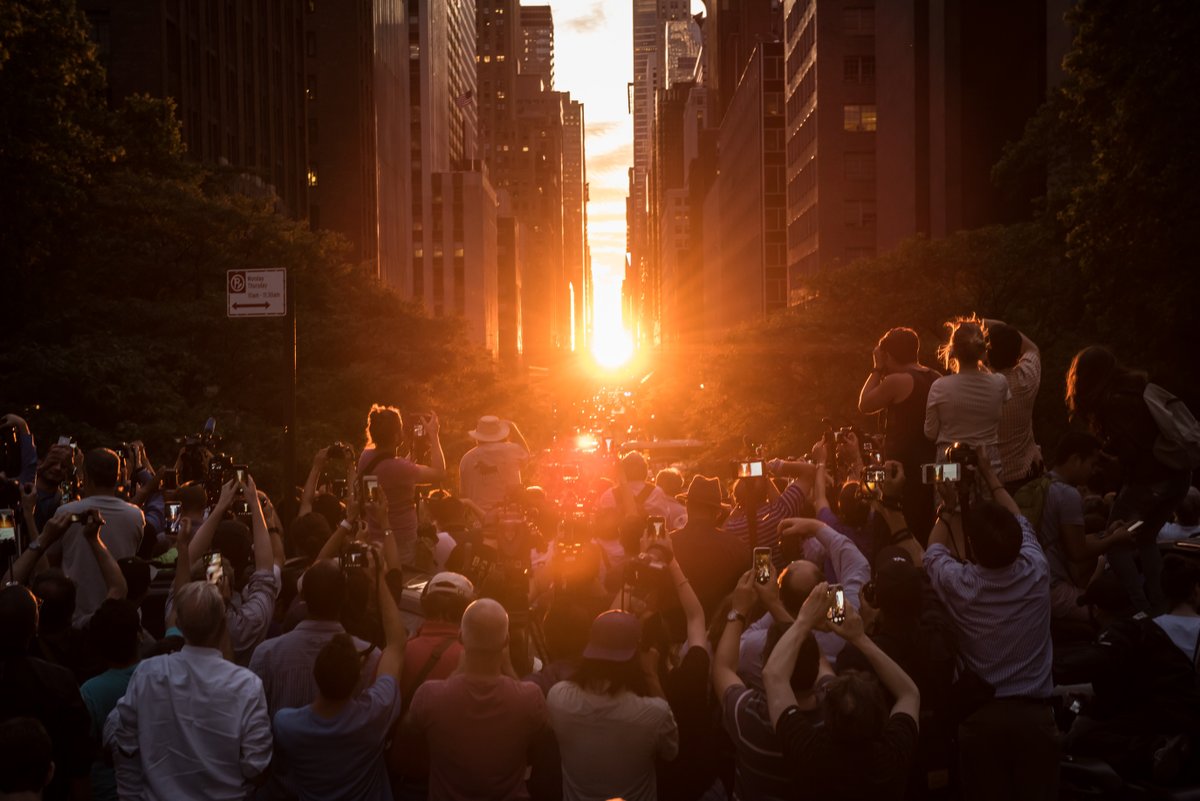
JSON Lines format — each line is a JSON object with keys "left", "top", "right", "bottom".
{"left": 923, "top": 449, "right": 1058, "bottom": 801}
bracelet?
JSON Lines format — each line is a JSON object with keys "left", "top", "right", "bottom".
{"left": 676, "top": 579, "right": 690, "bottom": 589}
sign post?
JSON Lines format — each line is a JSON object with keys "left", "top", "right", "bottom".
{"left": 227, "top": 269, "right": 295, "bottom": 497}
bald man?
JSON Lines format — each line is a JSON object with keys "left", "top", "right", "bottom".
{"left": 104, "top": 582, "right": 272, "bottom": 800}
{"left": 739, "top": 518, "right": 871, "bottom": 687}
{"left": 405, "top": 599, "right": 547, "bottom": 800}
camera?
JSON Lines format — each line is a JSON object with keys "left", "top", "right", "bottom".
{"left": 944, "top": 441, "right": 978, "bottom": 468}
{"left": 734, "top": 460, "right": 765, "bottom": 479}
{"left": 342, "top": 542, "right": 370, "bottom": 571}
{"left": 0, "top": 509, "right": 17, "bottom": 553}
{"left": 68, "top": 510, "right": 97, "bottom": 526}
{"left": 176, "top": 417, "right": 222, "bottom": 485}
{"left": 859, "top": 466, "right": 887, "bottom": 499}
{"left": 645, "top": 515, "right": 667, "bottom": 541}
{"left": 921, "top": 463, "right": 962, "bottom": 484}
{"left": 166, "top": 501, "right": 183, "bottom": 526}
{"left": 362, "top": 475, "right": 381, "bottom": 504}
{"left": 625, "top": 551, "right": 669, "bottom": 597}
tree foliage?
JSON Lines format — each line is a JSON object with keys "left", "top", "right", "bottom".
{"left": 0, "top": 0, "right": 537, "bottom": 493}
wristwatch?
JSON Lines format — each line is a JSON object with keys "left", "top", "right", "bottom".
{"left": 27, "top": 539, "right": 42, "bottom": 551}
{"left": 726, "top": 610, "right": 748, "bottom": 626}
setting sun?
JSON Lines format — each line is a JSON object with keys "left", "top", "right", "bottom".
{"left": 592, "top": 327, "right": 634, "bottom": 370}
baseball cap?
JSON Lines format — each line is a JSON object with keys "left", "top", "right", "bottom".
{"left": 423, "top": 572, "right": 475, "bottom": 601}
{"left": 582, "top": 610, "right": 641, "bottom": 662}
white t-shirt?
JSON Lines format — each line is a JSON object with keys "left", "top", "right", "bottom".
{"left": 58, "top": 495, "right": 145, "bottom": 626}
{"left": 1158, "top": 522, "right": 1200, "bottom": 542}
{"left": 595, "top": 482, "right": 688, "bottom": 532}
{"left": 1152, "top": 614, "right": 1200, "bottom": 661}
{"left": 925, "top": 370, "right": 1011, "bottom": 471}
{"left": 547, "top": 682, "right": 678, "bottom": 801}
{"left": 458, "top": 442, "right": 529, "bottom": 512}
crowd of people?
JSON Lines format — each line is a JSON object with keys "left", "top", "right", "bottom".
{"left": 0, "top": 315, "right": 1198, "bottom": 801}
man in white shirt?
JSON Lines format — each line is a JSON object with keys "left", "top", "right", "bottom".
{"left": 594, "top": 451, "right": 687, "bottom": 532}
{"left": 104, "top": 580, "right": 272, "bottom": 800}
{"left": 56, "top": 449, "right": 145, "bottom": 626}
{"left": 458, "top": 416, "right": 531, "bottom": 513}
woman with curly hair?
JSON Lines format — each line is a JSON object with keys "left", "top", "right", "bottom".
{"left": 924, "top": 317, "right": 1010, "bottom": 474}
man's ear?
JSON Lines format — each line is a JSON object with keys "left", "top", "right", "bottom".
{"left": 44, "top": 760, "right": 55, "bottom": 790}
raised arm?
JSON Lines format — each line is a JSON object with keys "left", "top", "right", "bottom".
{"left": 186, "top": 479, "right": 238, "bottom": 563}
{"left": 299, "top": 447, "right": 330, "bottom": 517}
{"left": 83, "top": 512, "right": 128, "bottom": 601}
{"left": 974, "top": 446, "right": 1020, "bottom": 518}
{"left": 243, "top": 474, "right": 274, "bottom": 574}
{"left": 411, "top": 412, "right": 447, "bottom": 483}
{"left": 763, "top": 582, "right": 827, "bottom": 727}
{"left": 667, "top": 547, "right": 707, "bottom": 650}
{"left": 506, "top": 420, "right": 530, "bottom": 454}
{"left": 375, "top": 512, "right": 408, "bottom": 679}
{"left": 2, "top": 511, "right": 69, "bottom": 585}
{"left": 713, "top": 571, "right": 756, "bottom": 697}
{"left": 829, "top": 604, "right": 920, "bottom": 725}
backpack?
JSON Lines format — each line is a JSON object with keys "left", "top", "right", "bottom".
{"left": 1013, "top": 473, "right": 1062, "bottom": 541}
{"left": 1144, "top": 383, "right": 1200, "bottom": 470}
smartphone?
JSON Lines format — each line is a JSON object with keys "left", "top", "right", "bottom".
{"left": 0, "top": 509, "right": 16, "bottom": 545}
{"left": 166, "top": 501, "right": 182, "bottom": 525}
{"left": 736, "top": 460, "right": 765, "bottom": 479}
{"left": 363, "top": 475, "right": 380, "bottom": 503}
{"left": 1126, "top": 520, "right": 1144, "bottom": 533}
{"left": 646, "top": 515, "right": 666, "bottom": 541}
{"left": 161, "top": 469, "right": 178, "bottom": 491}
{"left": 344, "top": 549, "right": 369, "bottom": 570}
{"left": 205, "top": 551, "right": 224, "bottom": 585}
{"left": 68, "top": 511, "right": 94, "bottom": 526}
{"left": 826, "top": 583, "right": 846, "bottom": 624}
{"left": 863, "top": 467, "right": 886, "bottom": 492}
{"left": 753, "top": 546, "right": 772, "bottom": 585}
{"left": 232, "top": 465, "right": 249, "bottom": 484}
{"left": 921, "top": 463, "right": 961, "bottom": 484}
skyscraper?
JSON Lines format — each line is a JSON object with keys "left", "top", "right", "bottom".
{"left": 476, "top": 0, "right": 521, "bottom": 184}
{"left": 81, "top": 0, "right": 309, "bottom": 216}
{"left": 561, "top": 96, "right": 588, "bottom": 352}
{"left": 630, "top": 0, "right": 691, "bottom": 347}
{"left": 519, "top": 4, "right": 554, "bottom": 88}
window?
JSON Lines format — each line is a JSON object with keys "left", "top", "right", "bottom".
{"left": 843, "top": 104, "right": 877, "bottom": 132}
{"left": 843, "top": 56, "right": 875, "bottom": 83}
{"left": 845, "top": 200, "right": 877, "bottom": 227}
{"left": 307, "top": 165, "right": 318, "bottom": 187}
{"left": 844, "top": 152, "right": 876, "bottom": 181}
{"left": 843, "top": 7, "right": 874, "bottom": 35}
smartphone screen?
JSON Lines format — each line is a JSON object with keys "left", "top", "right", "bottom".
{"left": 1126, "top": 520, "right": 1144, "bottom": 533}
{"left": 205, "top": 552, "right": 223, "bottom": 584}
{"left": 233, "top": 465, "right": 248, "bottom": 484}
{"left": 166, "top": 502, "right": 182, "bottom": 524}
{"left": 0, "top": 509, "right": 16, "bottom": 544}
{"left": 363, "top": 475, "right": 380, "bottom": 503}
{"left": 647, "top": 516, "right": 666, "bottom": 540}
{"left": 754, "top": 547, "right": 772, "bottom": 584}
{"left": 940, "top": 463, "right": 961, "bottom": 482}
{"left": 827, "top": 584, "right": 846, "bottom": 624}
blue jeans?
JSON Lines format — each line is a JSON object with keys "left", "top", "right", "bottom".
{"left": 1106, "top": 471, "right": 1191, "bottom": 615}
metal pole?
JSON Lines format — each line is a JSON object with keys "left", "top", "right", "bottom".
{"left": 283, "top": 268, "right": 297, "bottom": 502}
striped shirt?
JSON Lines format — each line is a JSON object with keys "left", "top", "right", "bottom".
{"left": 997, "top": 349, "right": 1042, "bottom": 482}
{"left": 923, "top": 515, "right": 1053, "bottom": 698}
{"left": 248, "top": 620, "right": 380, "bottom": 716}
{"left": 723, "top": 483, "right": 810, "bottom": 567}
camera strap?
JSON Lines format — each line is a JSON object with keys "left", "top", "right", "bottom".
{"left": 403, "top": 636, "right": 459, "bottom": 711}
{"left": 357, "top": 449, "right": 393, "bottom": 505}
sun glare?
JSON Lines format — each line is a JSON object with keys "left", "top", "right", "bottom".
{"left": 592, "top": 328, "right": 635, "bottom": 370}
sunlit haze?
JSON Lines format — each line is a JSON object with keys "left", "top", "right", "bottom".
{"left": 550, "top": 0, "right": 705, "bottom": 367}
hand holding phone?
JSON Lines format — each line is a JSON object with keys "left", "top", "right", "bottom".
{"left": 753, "top": 547, "right": 772, "bottom": 585}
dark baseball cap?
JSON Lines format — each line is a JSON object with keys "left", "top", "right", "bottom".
{"left": 582, "top": 610, "right": 641, "bottom": 662}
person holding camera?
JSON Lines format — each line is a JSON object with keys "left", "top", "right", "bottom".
{"left": 170, "top": 473, "right": 279, "bottom": 665}
{"left": 1066, "top": 345, "right": 1194, "bottom": 616}
{"left": 985, "top": 320, "right": 1043, "bottom": 489}
{"left": 715, "top": 569, "right": 833, "bottom": 801}
{"left": 458, "top": 414, "right": 530, "bottom": 515}
{"left": 359, "top": 406, "right": 446, "bottom": 565}
{"left": 763, "top": 582, "right": 921, "bottom": 801}
{"left": 53, "top": 448, "right": 145, "bottom": 627}
{"left": 858, "top": 327, "right": 940, "bottom": 543}
{"left": 923, "top": 447, "right": 1057, "bottom": 801}
{"left": 925, "top": 317, "right": 1010, "bottom": 479}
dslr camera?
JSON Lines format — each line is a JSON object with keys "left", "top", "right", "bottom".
{"left": 327, "top": 442, "right": 354, "bottom": 460}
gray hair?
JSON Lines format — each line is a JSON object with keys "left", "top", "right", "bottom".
{"left": 176, "top": 581, "right": 226, "bottom": 646}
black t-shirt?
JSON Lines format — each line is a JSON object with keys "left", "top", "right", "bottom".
{"left": 658, "top": 645, "right": 726, "bottom": 801}
{"left": 0, "top": 654, "right": 92, "bottom": 801}
{"left": 778, "top": 707, "right": 918, "bottom": 801}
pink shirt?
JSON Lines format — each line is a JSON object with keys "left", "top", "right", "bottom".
{"left": 358, "top": 449, "right": 421, "bottom": 540}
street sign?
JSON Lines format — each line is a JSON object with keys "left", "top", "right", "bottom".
{"left": 227, "top": 269, "right": 287, "bottom": 318}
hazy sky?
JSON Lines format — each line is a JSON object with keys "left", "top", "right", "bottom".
{"left": 548, "top": 0, "right": 704, "bottom": 346}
